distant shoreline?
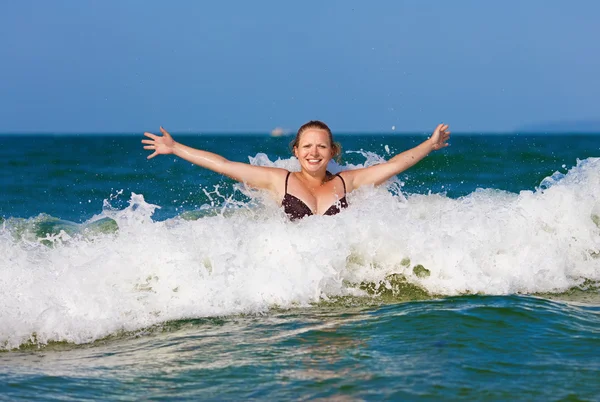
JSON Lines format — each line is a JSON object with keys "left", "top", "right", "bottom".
{"left": 1, "top": 131, "right": 599, "bottom": 136}
{"left": 2, "top": 120, "right": 600, "bottom": 136}
{"left": 515, "top": 120, "right": 600, "bottom": 133}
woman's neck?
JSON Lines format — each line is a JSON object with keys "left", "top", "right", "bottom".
{"left": 297, "top": 169, "right": 329, "bottom": 188}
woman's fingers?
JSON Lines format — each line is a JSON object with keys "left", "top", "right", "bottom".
{"left": 159, "top": 126, "right": 171, "bottom": 138}
{"left": 429, "top": 124, "right": 450, "bottom": 150}
{"left": 433, "top": 123, "right": 450, "bottom": 139}
{"left": 143, "top": 128, "right": 169, "bottom": 159}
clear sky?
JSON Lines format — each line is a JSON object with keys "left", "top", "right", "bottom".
{"left": 1, "top": 1, "right": 599, "bottom": 133}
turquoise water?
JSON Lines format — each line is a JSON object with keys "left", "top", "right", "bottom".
{"left": 1, "top": 133, "right": 599, "bottom": 400}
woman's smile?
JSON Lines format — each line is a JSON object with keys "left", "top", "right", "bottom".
{"left": 295, "top": 129, "right": 333, "bottom": 172}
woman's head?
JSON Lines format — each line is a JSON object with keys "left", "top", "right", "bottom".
{"left": 290, "top": 120, "right": 341, "bottom": 161}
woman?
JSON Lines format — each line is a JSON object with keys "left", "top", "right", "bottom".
{"left": 142, "top": 120, "right": 450, "bottom": 220}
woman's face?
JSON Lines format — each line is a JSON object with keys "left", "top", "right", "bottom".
{"left": 294, "top": 129, "right": 333, "bottom": 174}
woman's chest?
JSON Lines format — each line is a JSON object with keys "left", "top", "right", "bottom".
{"left": 285, "top": 180, "right": 346, "bottom": 215}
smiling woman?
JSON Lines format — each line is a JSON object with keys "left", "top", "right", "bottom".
{"left": 142, "top": 120, "right": 450, "bottom": 220}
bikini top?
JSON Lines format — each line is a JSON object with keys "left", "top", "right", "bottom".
{"left": 282, "top": 171, "right": 348, "bottom": 221}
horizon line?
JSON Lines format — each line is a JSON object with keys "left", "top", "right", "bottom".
{"left": 1, "top": 130, "right": 599, "bottom": 136}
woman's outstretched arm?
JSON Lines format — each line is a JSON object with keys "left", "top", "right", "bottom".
{"left": 142, "top": 127, "right": 283, "bottom": 192}
{"left": 341, "top": 124, "right": 451, "bottom": 192}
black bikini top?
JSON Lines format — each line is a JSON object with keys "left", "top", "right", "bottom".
{"left": 282, "top": 171, "right": 348, "bottom": 221}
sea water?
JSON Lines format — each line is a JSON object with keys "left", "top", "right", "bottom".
{"left": 0, "top": 133, "right": 599, "bottom": 400}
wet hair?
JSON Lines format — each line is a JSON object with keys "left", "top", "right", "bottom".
{"left": 289, "top": 120, "right": 342, "bottom": 161}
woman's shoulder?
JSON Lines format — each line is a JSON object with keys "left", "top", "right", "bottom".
{"left": 335, "top": 170, "right": 354, "bottom": 179}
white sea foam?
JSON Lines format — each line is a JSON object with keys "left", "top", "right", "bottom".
{"left": 1, "top": 157, "right": 599, "bottom": 349}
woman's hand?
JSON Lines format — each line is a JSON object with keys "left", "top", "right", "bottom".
{"left": 142, "top": 126, "right": 176, "bottom": 159}
{"left": 429, "top": 123, "right": 451, "bottom": 151}
{"left": 342, "top": 122, "right": 452, "bottom": 191}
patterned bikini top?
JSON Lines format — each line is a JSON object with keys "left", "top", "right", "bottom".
{"left": 281, "top": 171, "right": 348, "bottom": 221}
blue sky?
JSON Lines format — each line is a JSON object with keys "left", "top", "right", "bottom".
{"left": 1, "top": 1, "right": 599, "bottom": 133}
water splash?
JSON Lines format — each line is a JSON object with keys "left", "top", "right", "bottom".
{"left": 1, "top": 157, "right": 599, "bottom": 350}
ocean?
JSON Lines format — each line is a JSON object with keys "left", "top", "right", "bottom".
{"left": 0, "top": 132, "right": 599, "bottom": 400}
